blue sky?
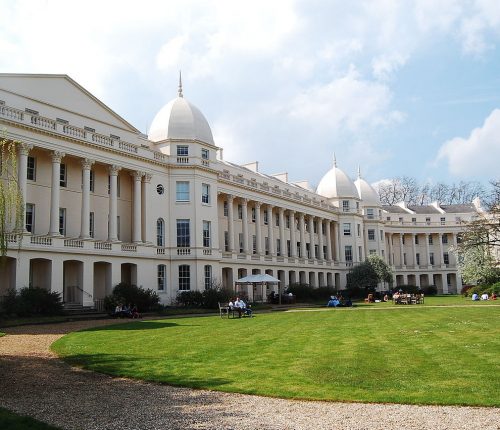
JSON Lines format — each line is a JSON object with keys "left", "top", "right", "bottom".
{"left": 1, "top": 0, "right": 499, "bottom": 188}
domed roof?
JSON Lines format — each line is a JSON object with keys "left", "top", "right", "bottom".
{"left": 148, "top": 80, "right": 214, "bottom": 145}
{"left": 316, "top": 156, "right": 359, "bottom": 199}
{"left": 354, "top": 168, "right": 381, "bottom": 207}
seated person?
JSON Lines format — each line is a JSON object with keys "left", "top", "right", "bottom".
{"left": 344, "top": 298, "right": 353, "bottom": 307}
{"left": 240, "top": 299, "right": 253, "bottom": 316}
{"left": 481, "top": 293, "right": 489, "bottom": 301}
{"left": 131, "top": 304, "right": 141, "bottom": 319}
{"left": 327, "top": 297, "right": 340, "bottom": 307}
{"left": 491, "top": 292, "right": 497, "bottom": 300}
{"left": 471, "top": 293, "right": 479, "bottom": 301}
{"left": 233, "top": 297, "right": 244, "bottom": 317}
{"left": 383, "top": 294, "right": 389, "bottom": 302}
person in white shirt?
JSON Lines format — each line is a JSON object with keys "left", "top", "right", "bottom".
{"left": 481, "top": 293, "right": 489, "bottom": 300}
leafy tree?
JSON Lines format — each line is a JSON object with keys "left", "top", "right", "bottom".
{"left": 367, "top": 254, "right": 393, "bottom": 284}
{"left": 0, "top": 136, "right": 23, "bottom": 258}
{"left": 347, "top": 255, "right": 394, "bottom": 293}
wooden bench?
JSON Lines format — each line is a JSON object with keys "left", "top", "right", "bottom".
{"left": 218, "top": 302, "right": 252, "bottom": 318}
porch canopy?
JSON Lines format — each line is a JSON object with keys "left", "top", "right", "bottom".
{"left": 235, "top": 274, "right": 281, "bottom": 304}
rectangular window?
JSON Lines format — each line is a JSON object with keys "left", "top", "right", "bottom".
{"left": 412, "top": 217, "right": 416, "bottom": 225}
{"left": 239, "top": 233, "right": 243, "bottom": 253}
{"left": 415, "top": 235, "right": 419, "bottom": 244}
{"left": 204, "top": 265, "right": 212, "bottom": 289}
{"left": 440, "top": 217, "right": 446, "bottom": 226}
{"left": 313, "top": 222, "right": 317, "bottom": 234}
{"left": 117, "top": 216, "right": 120, "bottom": 240}
{"left": 306, "top": 243, "right": 310, "bottom": 258}
{"left": 238, "top": 204, "right": 243, "bottom": 219}
{"left": 369, "top": 249, "right": 376, "bottom": 255}
{"left": 430, "top": 252, "right": 435, "bottom": 265}
{"left": 386, "top": 216, "right": 391, "bottom": 221}
{"left": 176, "top": 181, "right": 190, "bottom": 202}
{"left": 27, "top": 156, "right": 36, "bottom": 180}
{"left": 315, "top": 244, "right": 319, "bottom": 259}
{"left": 275, "top": 214, "right": 279, "bottom": 227}
{"left": 287, "top": 240, "right": 291, "bottom": 257}
{"left": 277, "top": 238, "right": 281, "bottom": 256}
{"left": 201, "top": 183, "right": 210, "bottom": 204}
{"left": 402, "top": 235, "right": 405, "bottom": 245}
{"left": 323, "top": 245, "right": 327, "bottom": 259}
{"left": 286, "top": 215, "right": 290, "bottom": 228}
{"left": 343, "top": 223, "right": 351, "bottom": 236}
{"left": 359, "top": 246, "right": 362, "bottom": 261}
{"left": 203, "top": 220, "right": 211, "bottom": 248}
{"left": 89, "top": 212, "right": 95, "bottom": 238}
{"left": 25, "top": 203, "right": 35, "bottom": 233}
{"left": 178, "top": 265, "right": 190, "bottom": 290}
{"left": 224, "top": 231, "right": 229, "bottom": 251}
{"left": 368, "top": 229, "right": 375, "bottom": 241}
{"left": 223, "top": 201, "right": 228, "bottom": 217}
{"left": 263, "top": 210, "right": 268, "bottom": 225}
{"left": 251, "top": 207, "right": 256, "bottom": 222}
{"left": 60, "top": 164, "right": 67, "bottom": 187}
{"left": 59, "top": 208, "right": 66, "bottom": 236}
{"left": 403, "top": 253, "right": 407, "bottom": 265}
{"left": 252, "top": 235, "right": 257, "bottom": 254}
{"left": 176, "top": 219, "right": 190, "bottom": 247}
{"left": 416, "top": 253, "right": 420, "bottom": 265}
{"left": 443, "top": 252, "right": 449, "bottom": 265}
{"left": 177, "top": 145, "right": 189, "bottom": 156}
{"left": 345, "top": 245, "right": 353, "bottom": 262}
{"left": 322, "top": 223, "right": 326, "bottom": 235}
{"left": 426, "top": 217, "right": 431, "bottom": 225}
{"left": 201, "top": 148, "right": 209, "bottom": 160}
{"left": 442, "top": 234, "right": 448, "bottom": 244}
{"left": 366, "top": 208, "right": 374, "bottom": 219}
{"left": 398, "top": 217, "right": 403, "bottom": 224}
{"left": 380, "top": 230, "right": 384, "bottom": 241}
{"left": 429, "top": 235, "right": 433, "bottom": 245}
{"left": 357, "top": 224, "right": 361, "bottom": 237}
{"left": 265, "top": 237, "right": 269, "bottom": 255}
{"left": 342, "top": 200, "right": 349, "bottom": 212}
{"left": 157, "top": 265, "right": 166, "bottom": 291}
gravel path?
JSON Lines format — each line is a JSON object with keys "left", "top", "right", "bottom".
{"left": 0, "top": 318, "right": 498, "bottom": 430}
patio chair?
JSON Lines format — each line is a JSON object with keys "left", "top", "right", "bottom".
{"left": 218, "top": 302, "right": 230, "bottom": 318}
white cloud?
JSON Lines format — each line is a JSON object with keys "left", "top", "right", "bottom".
{"left": 156, "top": 36, "right": 188, "bottom": 71}
{"left": 286, "top": 66, "right": 403, "bottom": 132}
{"left": 437, "top": 109, "right": 500, "bottom": 177}
{"left": 372, "top": 53, "right": 408, "bottom": 81}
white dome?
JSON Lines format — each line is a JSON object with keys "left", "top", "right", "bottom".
{"left": 355, "top": 176, "right": 381, "bottom": 207}
{"left": 316, "top": 158, "right": 358, "bottom": 199}
{"left": 148, "top": 96, "right": 214, "bottom": 145}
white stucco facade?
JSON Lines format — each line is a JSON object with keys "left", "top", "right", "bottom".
{"left": 0, "top": 74, "right": 477, "bottom": 307}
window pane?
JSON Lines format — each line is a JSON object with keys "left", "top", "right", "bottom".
{"left": 176, "top": 181, "right": 190, "bottom": 201}
{"left": 179, "top": 265, "right": 190, "bottom": 290}
{"left": 177, "top": 219, "right": 190, "bottom": 247}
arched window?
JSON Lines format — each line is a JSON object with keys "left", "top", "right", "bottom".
{"left": 157, "top": 218, "right": 165, "bottom": 247}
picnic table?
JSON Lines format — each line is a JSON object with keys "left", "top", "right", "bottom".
{"left": 393, "top": 293, "right": 424, "bottom": 305}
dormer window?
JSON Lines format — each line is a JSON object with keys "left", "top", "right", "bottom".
{"left": 201, "top": 148, "right": 209, "bottom": 160}
{"left": 177, "top": 145, "right": 188, "bottom": 156}
{"left": 366, "top": 208, "right": 374, "bottom": 219}
{"left": 342, "top": 200, "right": 350, "bottom": 212}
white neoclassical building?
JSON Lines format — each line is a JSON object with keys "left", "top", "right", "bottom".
{"left": 0, "top": 74, "right": 479, "bottom": 307}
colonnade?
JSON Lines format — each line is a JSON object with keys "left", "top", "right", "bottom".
{"left": 222, "top": 194, "right": 340, "bottom": 262}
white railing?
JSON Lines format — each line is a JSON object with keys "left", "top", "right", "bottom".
{"left": 0, "top": 105, "right": 24, "bottom": 121}
{"left": 92, "top": 133, "right": 114, "bottom": 148}
{"left": 121, "top": 244, "right": 137, "bottom": 252}
{"left": 30, "top": 236, "right": 52, "bottom": 246}
{"left": 31, "top": 115, "right": 56, "bottom": 130}
{"left": 63, "top": 124, "right": 87, "bottom": 139}
{"left": 94, "top": 241, "right": 112, "bottom": 250}
{"left": 203, "top": 248, "right": 212, "bottom": 255}
{"left": 156, "top": 247, "right": 165, "bottom": 255}
{"left": 177, "top": 247, "right": 191, "bottom": 255}
{"left": 119, "top": 141, "right": 138, "bottom": 153}
{"left": 64, "top": 239, "right": 84, "bottom": 248}
{"left": 177, "top": 156, "right": 189, "bottom": 164}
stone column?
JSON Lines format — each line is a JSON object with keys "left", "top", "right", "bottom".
{"left": 80, "top": 158, "right": 94, "bottom": 239}
{"left": 333, "top": 222, "right": 340, "bottom": 261}
{"left": 242, "top": 199, "right": 249, "bottom": 253}
{"left": 17, "top": 143, "right": 33, "bottom": 230}
{"left": 388, "top": 233, "right": 393, "bottom": 266}
{"left": 267, "top": 205, "right": 275, "bottom": 255}
{"left": 438, "top": 233, "right": 444, "bottom": 267}
{"left": 278, "top": 208, "right": 285, "bottom": 256}
{"left": 142, "top": 173, "right": 152, "bottom": 243}
{"left": 49, "top": 151, "right": 64, "bottom": 236}
{"left": 131, "top": 171, "right": 143, "bottom": 243}
{"left": 426, "top": 234, "right": 431, "bottom": 266}
{"left": 317, "top": 217, "right": 324, "bottom": 260}
{"left": 255, "top": 202, "right": 262, "bottom": 254}
{"left": 325, "top": 220, "right": 332, "bottom": 261}
{"left": 308, "top": 216, "right": 315, "bottom": 259}
{"left": 399, "top": 233, "right": 405, "bottom": 267}
{"left": 299, "top": 213, "right": 306, "bottom": 258}
{"left": 412, "top": 233, "right": 417, "bottom": 267}
{"left": 289, "top": 210, "right": 297, "bottom": 258}
{"left": 108, "top": 165, "right": 121, "bottom": 241}
{"left": 227, "top": 195, "right": 235, "bottom": 252}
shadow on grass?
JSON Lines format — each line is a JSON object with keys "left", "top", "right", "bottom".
{"left": 80, "top": 321, "right": 188, "bottom": 332}
{"left": 61, "top": 352, "right": 231, "bottom": 389}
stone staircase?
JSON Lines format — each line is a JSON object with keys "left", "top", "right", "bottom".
{"left": 63, "top": 303, "right": 109, "bottom": 320}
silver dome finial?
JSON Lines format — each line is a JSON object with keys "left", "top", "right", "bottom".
{"left": 178, "top": 70, "right": 183, "bottom": 98}
{"left": 333, "top": 152, "right": 337, "bottom": 167}
{"left": 357, "top": 165, "right": 361, "bottom": 178}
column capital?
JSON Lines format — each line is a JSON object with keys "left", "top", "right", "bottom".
{"left": 299, "top": 212, "right": 305, "bottom": 220}
{"left": 51, "top": 151, "right": 65, "bottom": 163}
{"left": 267, "top": 204, "right": 274, "bottom": 210}
{"left": 143, "top": 173, "right": 152, "bottom": 183}
{"left": 241, "top": 198, "right": 248, "bottom": 206}
{"left": 130, "top": 170, "right": 144, "bottom": 181}
{"left": 254, "top": 202, "right": 261, "bottom": 209}
{"left": 81, "top": 158, "right": 95, "bottom": 170}
{"left": 18, "top": 142, "right": 33, "bottom": 156}
{"left": 227, "top": 194, "right": 234, "bottom": 202}
{"left": 278, "top": 207, "right": 285, "bottom": 214}
{"left": 108, "top": 164, "right": 122, "bottom": 176}
{"left": 288, "top": 209, "right": 296, "bottom": 216}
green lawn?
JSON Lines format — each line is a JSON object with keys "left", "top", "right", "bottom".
{"left": 0, "top": 407, "right": 60, "bottom": 430}
{"left": 52, "top": 301, "right": 500, "bottom": 406}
